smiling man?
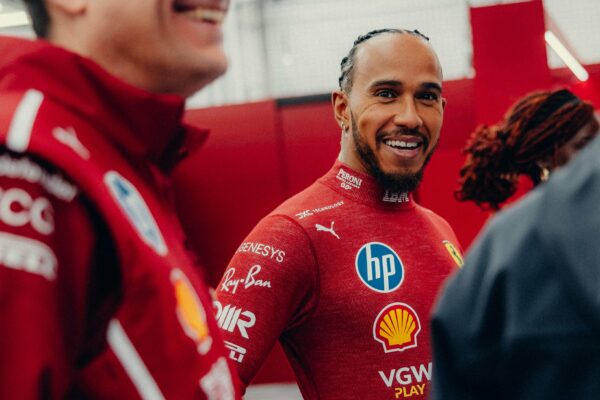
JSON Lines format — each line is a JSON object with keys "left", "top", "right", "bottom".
{"left": 214, "top": 29, "right": 462, "bottom": 399}
{"left": 0, "top": 0, "right": 239, "bottom": 398}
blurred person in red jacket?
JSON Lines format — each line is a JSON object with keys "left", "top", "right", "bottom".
{"left": 455, "top": 88, "right": 598, "bottom": 211}
{"left": 214, "top": 28, "right": 463, "bottom": 399}
{"left": 0, "top": 0, "right": 240, "bottom": 398}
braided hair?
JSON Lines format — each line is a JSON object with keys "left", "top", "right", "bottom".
{"left": 338, "top": 28, "right": 430, "bottom": 93}
{"left": 456, "top": 89, "right": 595, "bottom": 210}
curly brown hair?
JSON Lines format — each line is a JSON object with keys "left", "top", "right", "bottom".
{"left": 456, "top": 89, "right": 594, "bottom": 210}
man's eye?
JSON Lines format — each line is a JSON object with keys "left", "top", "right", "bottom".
{"left": 376, "top": 89, "right": 396, "bottom": 98}
{"left": 418, "top": 92, "right": 439, "bottom": 101}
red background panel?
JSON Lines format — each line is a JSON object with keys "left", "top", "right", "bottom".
{"left": 277, "top": 97, "right": 341, "bottom": 196}
{"left": 470, "top": 0, "right": 551, "bottom": 124}
{"left": 174, "top": 100, "right": 287, "bottom": 285}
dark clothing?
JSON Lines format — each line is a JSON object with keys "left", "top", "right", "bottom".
{"left": 431, "top": 135, "right": 600, "bottom": 400}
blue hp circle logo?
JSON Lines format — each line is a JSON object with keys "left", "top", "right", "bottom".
{"left": 355, "top": 242, "right": 403, "bottom": 292}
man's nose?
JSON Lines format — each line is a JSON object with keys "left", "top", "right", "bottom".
{"left": 392, "top": 97, "right": 423, "bottom": 130}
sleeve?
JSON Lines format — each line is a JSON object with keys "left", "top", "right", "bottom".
{"left": 214, "top": 215, "right": 318, "bottom": 390}
{"left": 0, "top": 152, "right": 96, "bottom": 399}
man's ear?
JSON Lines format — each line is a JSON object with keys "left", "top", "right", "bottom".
{"left": 46, "top": 0, "right": 87, "bottom": 15}
{"left": 441, "top": 96, "right": 447, "bottom": 111}
{"left": 332, "top": 90, "right": 350, "bottom": 132}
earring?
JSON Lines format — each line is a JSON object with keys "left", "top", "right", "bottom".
{"left": 341, "top": 122, "right": 346, "bottom": 132}
{"left": 540, "top": 167, "right": 550, "bottom": 182}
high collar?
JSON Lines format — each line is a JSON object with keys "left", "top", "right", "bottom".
{"left": 319, "top": 160, "right": 416, "bottom": 209}
{"left": 0, "top": 36, "right": 207, "bottom": 171}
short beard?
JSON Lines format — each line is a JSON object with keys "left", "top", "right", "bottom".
{"left": 351, "top": 115, "right": 435, "bottom": 193}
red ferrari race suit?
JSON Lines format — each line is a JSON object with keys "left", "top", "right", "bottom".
{"left": 215, "top": 161, "right": 463, "bottom": 399}
{"left": 0, "top": 37, "right": 239, "bottom": 399}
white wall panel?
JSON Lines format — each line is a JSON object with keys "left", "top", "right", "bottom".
{"left": 261, "top": 0, "right": 472, "bottom": 98}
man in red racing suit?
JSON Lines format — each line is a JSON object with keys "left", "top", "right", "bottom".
{"left": 0, "top": 0, "right": 239, "bottom": 398}
{"left": 215, "top": 29, "right": 462, "bottom": 399}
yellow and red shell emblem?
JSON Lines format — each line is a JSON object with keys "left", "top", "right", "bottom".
{"left": 373, "top": 303, "right": 421, "bottom": 353}
{"left": 171, "top": 268, "right": 213, "bottom": 355}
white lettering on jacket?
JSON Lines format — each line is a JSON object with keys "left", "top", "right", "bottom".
{"left": 0, "top": 187, "right": 54, "bottom": 235}
{"left": 379, "top": 362, "right": 432, "bottom": 387}
{"left": 336, "top": 168, "right": 362, "bottom": 190}
{"left": 220, "top": 265, "right": 272, "bottom": 294}
{"left": 213, "top": 301, "right": 256, "bottom": 339}
{"left": 0, "top": 155, "right": 77, "bottom": 202}
{"left": 236, "top": 242, "right": 285, "bottom": 263}
{"left": 0, "top": 232, "right": 57, "bottom": 280}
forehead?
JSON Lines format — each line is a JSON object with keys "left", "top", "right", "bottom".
{"left": 352, "top": 34, "right": 443, "bottom": 89}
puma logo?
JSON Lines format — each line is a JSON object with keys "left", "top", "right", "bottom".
{"left": 315, "top": 221, "right": 340, "bottom": 239}
{"left": 53, "top": 126, "right": 90, "bottom": 160}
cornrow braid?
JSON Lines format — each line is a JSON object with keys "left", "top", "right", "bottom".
{"left": 338, "top": 29, "right": 430, "bottom": 93}
{"left": 456, "top": 89, "right": 595, "bottom": 210}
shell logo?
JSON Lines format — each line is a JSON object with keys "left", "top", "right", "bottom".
{"left": 171, "top": 268, "right": 213, "bottom": 355}
{"left": 373, "top": 303, "right": 421, "bottom": 353}
{"left": 443, "top": 240, "right": 464, "bottom": 268}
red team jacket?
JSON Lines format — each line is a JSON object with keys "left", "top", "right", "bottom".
{"left": 0, "top": 37, "right": 239, "bottom": 399}
{"left": 216, "top": 161, "right": 463, "bottom": 399}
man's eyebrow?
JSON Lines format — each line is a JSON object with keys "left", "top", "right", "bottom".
{"left": 370, "top": 80, "right": 403, "bottom": 88}
{"left": 421, "top": 82, "right": 443, "bottom": 93}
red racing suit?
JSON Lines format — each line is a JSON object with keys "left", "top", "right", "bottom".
{"left": 215, "top": 161, "right": 463, "bottom": 399}
{"left": 0, "top": 37, "right": 239, "bottom": 399}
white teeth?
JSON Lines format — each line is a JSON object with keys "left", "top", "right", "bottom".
{"left": 385, "top": 140, "right": 419, "bottom": 149}
{"left": 183, "top": 8, "right": 225, "bottom": 23}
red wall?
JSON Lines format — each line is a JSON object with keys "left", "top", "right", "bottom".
{"left": 172, "top": 0, "right": 600, "bottom": 385}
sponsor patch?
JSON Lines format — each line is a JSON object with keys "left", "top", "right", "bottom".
{"left": 0, "top": 155, "right": 77, "bottom": 202}
{"left": 171, "top": 268, "right": 212, "bottom": 355}
{"left": 52, "top": 126, "right": 90, "bottom": 160}
{"left": 379, "top": 362, "right": 432, "bottom": 399}
{"left": 199, "top": 357, "right": 235, "bottom": 400}
{"left": 236, "top": 242, "right": 285, "bottom": 263}
{"left": 295, "top": 200, "right": 344, "bottom": 220}
{"left": 214, "top": 301, "right": 256, "bottom": 339}
{"left": 443, "top": 240, "right": 464, "bottom": 268}
{"left": 355, "top": 242, "right": 404, "bottom": 292}
{"left": 373, "top": 303, "right": 421, "bottom": 353}
{"left": 0, "top": 231, "right": 57, "bottom": 280}
{"left": 315, "top": 221, "right": 340, "bottom": 239}
{"left": 336, "top": 168, "right": 362, "bottom": 190}
{"left": 224, "top": 340, "right": 247, "bottom": 363}
{"left": 220, "top": 265, "right": 271, "bottom": 294}
{"left": 104, "top": 171, "right": 167, "bottom": 256}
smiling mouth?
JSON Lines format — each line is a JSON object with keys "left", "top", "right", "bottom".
{"left": 383, "top": 139, "right": 423, "bottom": 150}
{"left": 173, "top": 3, "right": 227, "bottom": 24}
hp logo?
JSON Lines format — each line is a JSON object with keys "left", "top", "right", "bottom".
{"left": 355, "top": 242, "right": 403, "bottom": 293}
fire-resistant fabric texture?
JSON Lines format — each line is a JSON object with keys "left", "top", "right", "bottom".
{"left": 215, "top": 160, "right": 462, "bottom": 399}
